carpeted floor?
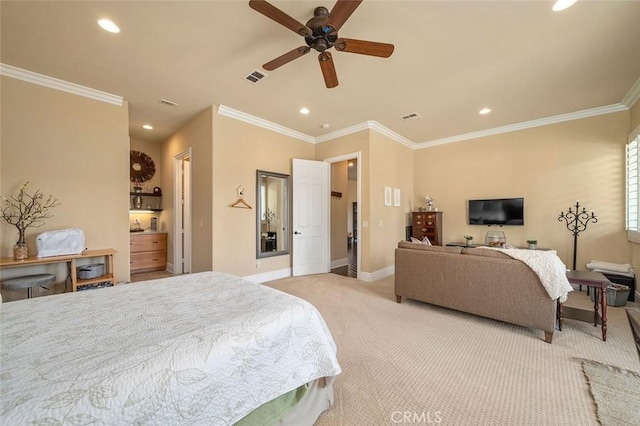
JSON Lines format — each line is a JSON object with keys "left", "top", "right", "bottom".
{"left": 265, "top": 274, "right": 640, "bottom": 425}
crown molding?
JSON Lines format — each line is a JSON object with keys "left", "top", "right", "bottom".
{"left": 216, "top": 106, "right": 415, "bottom": 148}
{"left": 217, "top": 105, "right": 315, "bottom": 144}
{"left": 367, "top": 121, "right": 416, "bottom": 149}
{"left": 0, "top": 63, "right": 123, "bottom": 106}
{"left": 415, "top": 104, "right": 629, "bottom": 149}
{"left": 314, "top": 120, "right": 415, "bottom": 148}
{"left": 622, "top": 76, "right": 640, "bottom": 108}
{"left": 218, "top": 102, "right": 628, "bottom": 151}
{"left": 2, "top": 64, "right": 633, "bottom": 150}
{"left": 314, "top": 121, "right": 370, "bottom": 144}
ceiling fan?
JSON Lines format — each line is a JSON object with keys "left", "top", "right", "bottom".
{"left": 249, "top": 0, "right": 394, "bottom": 88}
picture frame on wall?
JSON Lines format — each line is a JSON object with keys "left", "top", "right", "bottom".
{"left": 394, "top": 188, "right": 401, "bottom": 207}
{"left": 384, "top": 187, "right": 392, "bottom": 206}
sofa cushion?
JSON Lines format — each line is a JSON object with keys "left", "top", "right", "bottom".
{"left": 461, "top": 247, "right": 512, "bottom": 259}
{"left": 398, "top": 241, "right": 463, "bottom": 254}
{"left": 410, "top": 236, "right": 432, "bottom": 245}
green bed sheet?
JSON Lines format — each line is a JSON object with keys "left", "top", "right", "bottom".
{"left": 234, "top": 383, "right": 309, "bottom": 426}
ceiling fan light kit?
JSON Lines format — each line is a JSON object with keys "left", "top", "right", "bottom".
{"left": 553, "top": 0, "right": 578, "bottom": 12}
{"left": 249, "top": 0, "right": 394, "bottom": 88}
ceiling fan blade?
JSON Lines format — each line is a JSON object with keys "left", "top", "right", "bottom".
{"left": 249, "top": 0, "right": 312, "bottom": 36}
{"left": 263, "top": 46, "right": 311, "bottom": 71}
{"left": 318, "top": 52, "right": 339, "bottom": 89}
{"left": 325, "top": 0, "right": 363, "bottom": 31}
{"left": 335, "top": 38, "right": 394, "bottom": 58}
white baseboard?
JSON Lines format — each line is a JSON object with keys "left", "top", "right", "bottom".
{"left": 360, "top": 265, "right": 395, "bottom": 282}
{"left": 166, "top": 263, "right": 175, "bottom": 274}
{"left": 331, "top": 258, "right": 348, "bottom": 269}
{"left": 244, "top": 268, "right": 292, "bottom": 284}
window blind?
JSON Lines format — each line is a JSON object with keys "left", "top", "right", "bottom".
{"left": 626, "top": 125, "right": 640, "bottom": 241}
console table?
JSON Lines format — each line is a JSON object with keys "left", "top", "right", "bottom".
{"left": 446, "top": 242, "right": 551, "bottom": 250}
{"left": 0, "top": 249, "right": 117, "bottom": 292}
{"left": 559, "top": 270, "right": 609, "bottom": 341}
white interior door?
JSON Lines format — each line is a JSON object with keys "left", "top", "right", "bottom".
{"left": 182, "top": 158, "right": 192, "bottom": 273}
{"left": 173, "top": 149, "right": 192, "bottom": 274}
{"left": 292, "top": 159, "right": 330, "bottom": 276}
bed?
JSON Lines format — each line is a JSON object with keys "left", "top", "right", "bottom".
{"left": 0, "top": 271, "right": 341, "bottom": 425}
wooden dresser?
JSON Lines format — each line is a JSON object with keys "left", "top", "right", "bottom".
{"left": 130, "top": 232, "right": 167, "bottom": 273}
{"left": 411, "top": 211, "right": 443, "bottom": 246}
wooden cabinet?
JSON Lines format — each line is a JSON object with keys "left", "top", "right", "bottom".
{"left": 412, "top": 211, "right": 443, "bottom": 246}
{"left": 130, "top": 233, "right": 167, "bottom": 273}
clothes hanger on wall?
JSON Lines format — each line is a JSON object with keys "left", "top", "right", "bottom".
{"left": 231, "top": 198, "right": 252, "bottom": 209}
{"left": 231, "top": 185, "right": 252, "bottom": 209}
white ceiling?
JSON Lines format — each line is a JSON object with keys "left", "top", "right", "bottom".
{"left": 2, "top": 1, "right": 639, "bottom": 145}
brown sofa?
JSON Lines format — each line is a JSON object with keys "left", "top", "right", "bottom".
{"left": 394, "top": 241, "right": 557, "bottom": 343}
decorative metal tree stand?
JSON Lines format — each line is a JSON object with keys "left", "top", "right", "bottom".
{"left": 558, "top": 201, "right": 598, "bottom": 290}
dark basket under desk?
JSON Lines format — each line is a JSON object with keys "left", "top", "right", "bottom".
{"left": 600, "top": 272, "right": 635, "bottom": 302}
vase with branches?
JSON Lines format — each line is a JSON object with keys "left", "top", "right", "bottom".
{"left": 263, "top": 208, "right": 276, "bottom": 232}
{"left": 0, "top": 181, "right": 60, "bottom": 259}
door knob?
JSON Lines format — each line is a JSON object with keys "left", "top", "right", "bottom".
{"left": 294, "top": 231, "right": 302, "bottom": 235}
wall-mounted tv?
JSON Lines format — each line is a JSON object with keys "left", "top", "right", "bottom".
{"left": 468, "top": 198, "right": 524, "bottom": 226}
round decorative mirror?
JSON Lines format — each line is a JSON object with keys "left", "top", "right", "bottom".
{"left": 130, "top": 150, "right": 156, "bottom": 183}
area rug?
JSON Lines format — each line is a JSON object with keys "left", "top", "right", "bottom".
{"left": 578, "top": 358, "right": 640, "bottom": 426}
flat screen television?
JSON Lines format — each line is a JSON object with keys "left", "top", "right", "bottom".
{"left": 468, "top": 197, "right": 524, "bottom": 226}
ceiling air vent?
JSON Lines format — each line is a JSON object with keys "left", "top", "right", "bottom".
{"left": 245, "top": 69, "right": 268, "bottom": 84}
{"left": 159, "top": 98, "right": 179, "bottom": 108}
{"left": 401, "top": 112, "right": 422, "bottom": 121}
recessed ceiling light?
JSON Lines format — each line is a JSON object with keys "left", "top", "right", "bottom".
{"left": 479, "top": 108, "right": 492, "bottom": 115}
{"left": 98, "top": 19, "right": 120, "bottom": 33}
{"left": 299, "top": 107, "right": 310, "bottom": 115}
{"left": 142, "top": 124, "right": 153, "bottom": 130}
{"left": 552, "top": 0, "right": 578, "bottom": 12}
{"left": 348, "top": 162, "right": 354, "bottom": 167}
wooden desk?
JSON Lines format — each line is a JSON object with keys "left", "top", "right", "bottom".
{"left": 559, "top": 270, "right": 609, "bottom": 341}
{"left": 0, "top": 249, "right": 117, "bottom": 292}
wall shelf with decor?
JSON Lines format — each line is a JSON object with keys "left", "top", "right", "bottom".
{"left": 129, "top": 193, "right": 162, "bottom": 212}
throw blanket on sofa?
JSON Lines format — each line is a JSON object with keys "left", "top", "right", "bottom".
{"left": 481, "top": 248, "right": 574, "bottom": 302}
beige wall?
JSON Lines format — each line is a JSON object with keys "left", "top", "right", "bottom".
{"left": 331, "top": 161, "right": 348, "bottom": 262}
{"left": 368, "top": 131, "right": 414, "bottom": 272}
{"left": 0, "top": 76, "right": 130, "bottom": 295}
{"left": 315, "top": 130, "right": 414, "bottom": 275}
{"left": 414, "top": 111, "right": 630, "bottom": 270}
{"left": 161, "top": 107, "right": 214, "bottom": 273}
{"left": 3, "top": 71, "right": 636, "bottom": 294}
{"left": 630, "top": 100, "right": 640, "bottom": 131}
{"left": 211, "top": 113, "right": 315, "bottom": 277}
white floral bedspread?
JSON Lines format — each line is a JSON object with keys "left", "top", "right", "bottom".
{"left": 0, "top": 272, "right": 341, "bottom": 425}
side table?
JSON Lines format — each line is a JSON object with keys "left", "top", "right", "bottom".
{"left": 559, "top": 270, "right": 609, "bottom": 341}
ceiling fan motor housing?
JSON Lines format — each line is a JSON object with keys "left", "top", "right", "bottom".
{"left": 304, "top": 6, "right": 338, "bottom": 53}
